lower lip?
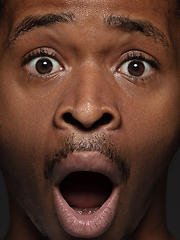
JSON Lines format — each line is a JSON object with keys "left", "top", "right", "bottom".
{"left": 53, "top": 184, "right": 119, "bottom": 238}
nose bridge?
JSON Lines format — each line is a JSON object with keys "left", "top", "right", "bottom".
{"left": 73, "top": 61, "right": 107, "bottom": 107}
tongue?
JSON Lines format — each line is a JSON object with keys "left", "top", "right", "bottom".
{"left": 60, "top": 172, "right": 112, "bottom": 209}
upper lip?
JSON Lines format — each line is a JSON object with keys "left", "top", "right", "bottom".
{"left": 51, "top": 151, "right": 121, "bottom": 187}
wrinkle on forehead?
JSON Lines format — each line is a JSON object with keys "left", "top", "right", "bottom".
{"left": 7, "top": 0, "right": 172, "bottom": 15}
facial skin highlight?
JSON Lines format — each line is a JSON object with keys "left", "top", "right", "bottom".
{"left": 0, "top": 0, "right": 180, "bottom": 240}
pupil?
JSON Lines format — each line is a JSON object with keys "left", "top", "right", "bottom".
{"left": 128, "top": 61, "right": 145, "bottom": 76}
{"left": 36, "top": 58, "right": 53, "bottom": 74}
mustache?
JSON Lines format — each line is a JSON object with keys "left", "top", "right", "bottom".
{"left": 44, "top": 133, "right": 130, "bottom": 183}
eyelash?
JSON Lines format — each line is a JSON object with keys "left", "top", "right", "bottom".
{"left": 22, "top": 48, "right": 58, "bottom": 65}
{"left": 123, "top": 52, "right": 158, "bottom": 65}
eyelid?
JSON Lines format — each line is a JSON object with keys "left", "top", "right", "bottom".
{"left": 22, "top": 47, "right": 60, "bottom": 64}
{"left": 116, "top": 50, "right": 159, "bottom": 81}
{"left": 120, "top": 50, "right": 160, "bottom": 68}
{"left": 22, "top": 47, "right": 65, "bottom": 77}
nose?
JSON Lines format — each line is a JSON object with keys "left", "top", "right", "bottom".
{"left": 54, "top": 65, "right": 121, "bottom": 131}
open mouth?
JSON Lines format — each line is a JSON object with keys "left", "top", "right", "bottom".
{"left": 52, "top": 152, "right": 120, "bottom": 238}
{"left": 60, "top": 171, "right": 113, "bottom": 215}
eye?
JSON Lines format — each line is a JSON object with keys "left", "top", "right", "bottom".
{"left": 26, "top": 56, "right": 63, "bottom": 75}
{"left": 119, "top": 59, "right": 153, "bottom": 78}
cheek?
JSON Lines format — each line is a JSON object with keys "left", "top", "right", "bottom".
{"left": 123, "top": 85, "right": 180, "bottom": 156}
{"left": 0, "top": 75, "right": 61, "bottom": 200}
{"left": 126, "top": 104, "right": 180, "bottom": 179}
{"left": 117, "top": 85, "right": 180, "bottom": 197}
{"left": 0, "top": 100, "right": 49, "bottom": 196}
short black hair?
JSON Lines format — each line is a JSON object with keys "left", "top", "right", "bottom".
{"left": 0, "top": 0, "right": 6, "bottom": 19}
{"left": 177, "top": 0, "right": 180, "bottom": 18}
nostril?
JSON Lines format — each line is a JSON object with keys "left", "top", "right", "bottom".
{"left": 63, "top": 113, "right": 82, "bottom": 127}
{"left": 97, "top": 113, "right": 113, "bottom": 126}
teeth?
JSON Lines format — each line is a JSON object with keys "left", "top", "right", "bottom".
{"left": 73, "top": 206, "right": 101, "bottom": 215}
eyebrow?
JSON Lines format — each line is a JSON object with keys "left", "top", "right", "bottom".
{"left": 7, "top": 12, "right": 75, "bottom": 47}
{"left": 7, "top": 12, "right": 169, "bottom": 48}
{"left": 104, "top": 14, "right": 169, "bottom": 47}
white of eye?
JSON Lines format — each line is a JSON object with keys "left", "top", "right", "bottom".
{"left": 26, "top": 57, "right": 63, "bottom": 75}
{"left": 119, "top": 60, "right": 153, "bottom": 78}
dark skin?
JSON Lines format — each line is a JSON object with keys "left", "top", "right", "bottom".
{"left": 0, "top": 0, "right": 180, "bottom": 239}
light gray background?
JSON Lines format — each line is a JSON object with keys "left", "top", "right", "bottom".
{"left": 0, "top": 150, "right": 180, "bottom": 239}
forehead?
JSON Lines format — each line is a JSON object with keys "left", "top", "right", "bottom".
{"left": 6, "top": 0, "right": 173, "bottom": 23}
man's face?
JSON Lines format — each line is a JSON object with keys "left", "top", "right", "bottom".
{"left": 0, "top": 0, "right": 180, "bottom": 239}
